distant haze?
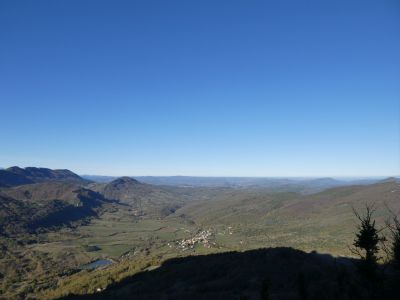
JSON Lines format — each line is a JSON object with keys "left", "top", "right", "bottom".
{"left": 82, "top": 174, "right": 397, "bottom": 191}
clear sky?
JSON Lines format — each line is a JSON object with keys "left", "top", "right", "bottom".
{"left": 1, "top": 0, "right": 399, "bottom": 176}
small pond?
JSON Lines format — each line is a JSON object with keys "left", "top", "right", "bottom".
{"left": 80, "top": 259, "right": 113, "bottom": 270}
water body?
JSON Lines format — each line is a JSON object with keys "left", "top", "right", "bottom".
{"left": 80, "top": 259, "right": 113, "bottom": 270}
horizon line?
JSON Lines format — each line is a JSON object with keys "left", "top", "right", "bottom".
{"left": 2, "top": 165, "right": 398, "bottom": 179}
{"left": 81, "top": 174, "right": 400, "bottom": 179}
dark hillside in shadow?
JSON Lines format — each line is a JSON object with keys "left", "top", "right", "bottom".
{"left": 59, "top": 247, "right": 372, "bottom": 300}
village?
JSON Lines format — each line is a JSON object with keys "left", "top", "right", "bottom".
{"left": 170, "top": 229, "right": 215, "bottom": 251}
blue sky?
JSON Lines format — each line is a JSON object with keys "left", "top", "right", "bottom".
{"left": 1, "top": 0, "right": 399, "bottom": 176}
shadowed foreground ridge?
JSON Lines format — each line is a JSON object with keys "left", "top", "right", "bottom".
{"left": 59, "top": 247, "right": 365, "bottom": 300}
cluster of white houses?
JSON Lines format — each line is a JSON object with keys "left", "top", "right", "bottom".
{"left": 175, "top": 229, "right": 213, "bottom": 251}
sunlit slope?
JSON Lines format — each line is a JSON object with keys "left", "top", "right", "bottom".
{"left": 174, "top": 182, "right": 400, "bottom": 254}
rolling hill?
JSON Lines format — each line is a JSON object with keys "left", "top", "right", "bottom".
{"left": 171, "top": 181, "right": 400, "bottom": 254}
{"left": 1, "top": 168, "right": 399, "bottom": 299}
{"left": 90, "top": 177, "right": 186, "bottom": 217}
{"left": 0, "top": 182, "right": 110, "bottom": 236}
{"left": 83, "top": 175, "right": 384, "bottom": 194}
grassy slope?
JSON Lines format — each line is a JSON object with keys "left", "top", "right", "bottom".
{"left": 2, "top": 181, "right": 399, "bottom": 299}
{"left": 173, "top": 182, "right": 400, "bottom": 254}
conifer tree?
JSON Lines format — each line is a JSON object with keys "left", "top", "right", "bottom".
{"left": 351, "top": 205, "right": 383, "bottom": 281}
{"left": 387, "top": 216, "right": 400, "bottom": 271}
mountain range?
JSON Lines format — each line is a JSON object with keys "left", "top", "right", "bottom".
{"left": 0, "top": 166, "right": 90, "bottom": 187}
